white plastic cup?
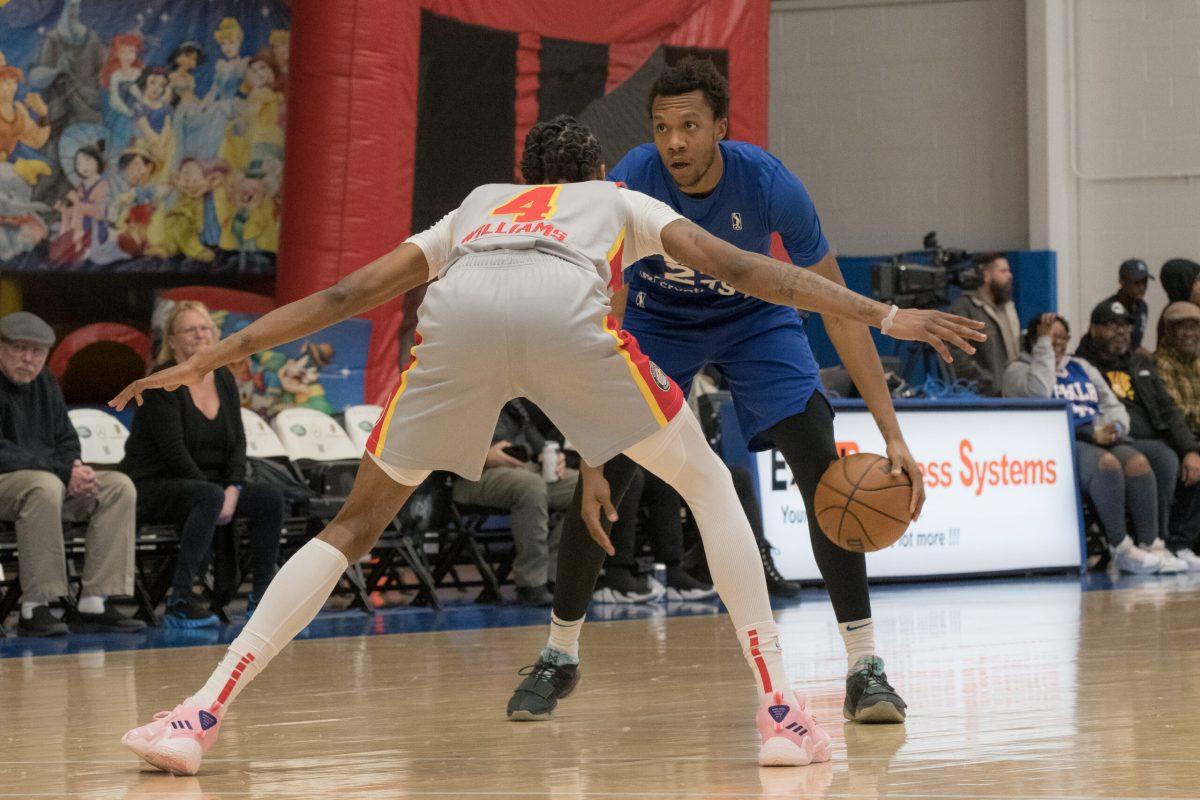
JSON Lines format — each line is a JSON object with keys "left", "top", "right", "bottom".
{"left": 542, "top": 442, "right": 560, "bottom": 483}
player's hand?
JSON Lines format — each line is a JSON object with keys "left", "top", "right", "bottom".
{"left": 109, "top": 355, "right": 209, "bottom": 411}
{"left": 1183, "top": 452, "right": 1200, "bottom": 487}
{"left": 886, "top": 309, "right": 986, "bottom": 363}
{"left": 485, "top": 441, "right": 524, "bottom": 469}
{"left": 885, "top": 438, "right": 925, "bottom": 521}
{"left": 580, "top": 463, "right": 617, "bottom": 556}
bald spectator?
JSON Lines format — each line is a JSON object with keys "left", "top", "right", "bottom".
{"left": 0, "top": 312, "right": 143, "bottom": 636}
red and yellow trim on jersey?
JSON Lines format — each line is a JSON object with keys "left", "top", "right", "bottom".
{"left": 606, "top": 226, "right": 627, "bottom": 292}
{"left": 366, "top": 332, "right": 423, "bottom": 457}
{"left": 602, "top": 315, "right": 683, "bottom": 428}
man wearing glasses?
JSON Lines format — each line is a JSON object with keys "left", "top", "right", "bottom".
{"left": 0, "top": 311, "right": 143, "bottom": 635}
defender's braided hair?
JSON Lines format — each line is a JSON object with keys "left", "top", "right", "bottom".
{"left": 520, "top": 114, "right": 603, "bottom": 184}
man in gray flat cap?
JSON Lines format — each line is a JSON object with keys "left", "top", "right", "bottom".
{"left": 0, "top": 311, "right": 143, "bottom": 636}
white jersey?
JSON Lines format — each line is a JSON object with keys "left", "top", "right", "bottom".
{"left": 406, "top": 181, "right": 684, "bottom": 290}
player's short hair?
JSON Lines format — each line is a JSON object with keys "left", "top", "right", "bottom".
{"left": 520, "top": 115, "right": 603, "bottom": 184}
{"left": 648, "top": 56, "right": 729, "bottom": 121}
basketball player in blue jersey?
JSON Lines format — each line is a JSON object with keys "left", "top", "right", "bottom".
{"left": 508, "top": 58, "right": 923, "bottom": 726}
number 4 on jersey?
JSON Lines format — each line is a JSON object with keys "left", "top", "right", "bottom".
{"left": 491, "top": 185, "right": 561, "bottom": 223}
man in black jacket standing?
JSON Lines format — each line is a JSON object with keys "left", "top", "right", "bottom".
{"left": 0, "top": 312, "right": 143, "bottom": 635}
{"left": 1075, "top": 299, "right": 1195, "bottom": 572}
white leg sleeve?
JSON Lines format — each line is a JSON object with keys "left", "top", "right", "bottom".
{"left": 623, "top": 408, "right": 775, "bottom": 631}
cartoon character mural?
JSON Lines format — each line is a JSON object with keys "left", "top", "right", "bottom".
{"left": 147, "top": 156, "right": 226, "bottom": 262}
{"left": 0, "top": 1, "right": 290, "bottom": 275}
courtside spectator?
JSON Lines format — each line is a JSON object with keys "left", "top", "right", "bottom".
{"left": 1099, "top": 259, "right": 1152, "bottom": 354}
{"left": 1161, "top": 258, "right": 1200, "bottom": 305}
{"left": 948, "top": 253, "right": 1020, "bottom": 396}
{"left": 0, "top": 311, "right": 144, "bottom": 635}
{"left": 1152, "top": 301, "right": 1200, "bottom": 570}
{"left": 122, "top": 301, "right": 285, "bottom": 626}
{"left": 1075, "top": 299, "right": 1192, "bottom": 572}
{"left": 1004, "top": 312, "right": 1163, "bottom": 573}
{"left": 453, "top": 399, "right": 577, "bottom": 607}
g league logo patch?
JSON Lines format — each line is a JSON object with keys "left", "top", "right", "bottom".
{"left": 649, "top": 362, "right": 671, "bottom": 392}
{"left": 731, "top": 211, "right": 743, "bottom": 231}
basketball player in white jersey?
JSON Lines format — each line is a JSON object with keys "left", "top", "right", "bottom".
{"left": 113, "top": 116, "right": 983, "bottom": 776}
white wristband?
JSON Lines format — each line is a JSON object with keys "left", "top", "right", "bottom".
{"left": 880, "top": 304, "right": 900, "bottom": 335}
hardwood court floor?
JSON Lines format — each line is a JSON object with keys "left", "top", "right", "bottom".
{"left": 2, "top": 575, "right": 1199, "bottom": 799}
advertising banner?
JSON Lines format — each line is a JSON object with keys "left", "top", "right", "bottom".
{"left": 758, "top": 405, "right": 1083, "bottom": 580}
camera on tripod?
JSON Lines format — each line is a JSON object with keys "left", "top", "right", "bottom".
{"left": 871, "top": 232, "right": 982, "bottom": 309}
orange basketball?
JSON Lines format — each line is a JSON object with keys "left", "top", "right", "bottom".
{"left": 814, "top": 453, "right": 913, "bottom": 553}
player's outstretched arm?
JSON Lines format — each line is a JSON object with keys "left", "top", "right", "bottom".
{"left": 110, "top": 243, "right": 432, "bottom": 410}
{"left": 659, "top": 219, "right": 986, "bottom": 362}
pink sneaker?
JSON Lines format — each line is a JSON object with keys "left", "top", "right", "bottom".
{"left": 757, "top": 690, "right": 832, "bottom": 767}
{"left": 122, "top": 702, "right": 221, "bottom": 775}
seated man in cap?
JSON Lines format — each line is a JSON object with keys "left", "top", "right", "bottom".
{"left": 1153, "top": 301, "right": 1200, "bottom": 570}
{"left": 1100, "top": 259, "right": 1153, "bottom": 356}
{"left": 1076, "top": 299, "right": 1195, "bottom": 573}
{"left": 0, "top": 311, "right": 144, "bottom": 635}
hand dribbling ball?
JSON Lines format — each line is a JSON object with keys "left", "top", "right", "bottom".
{"left": 814, "top": 453, "right": 912, "bottom": 553}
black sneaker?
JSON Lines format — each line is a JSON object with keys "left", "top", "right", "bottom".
{"left": 592, "top": 565, "right": 662, "bottom": 603}
{"left": 17, "top": 605, "right": 68, "bottom": 637}
{"left": 515, "top": 584, "right": 554, "bottom": 608}
{"left": 664, "top": 564, "right": 716, "bottom": 601}
{"left": 69, "top": 602, "right": 147, "bottom": 634}
{"left": 506, "top": 651, "right": 581, "bottom": 721}
{"left": 843, "top": 656, "right": 907, "bottom": 723}
{"left": 758, "top": 537, "right": 802, "bottom": 598}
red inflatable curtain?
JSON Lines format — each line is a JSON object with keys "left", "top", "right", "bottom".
{"left": 280, "top": 0, "right": 768, "bottom": 402}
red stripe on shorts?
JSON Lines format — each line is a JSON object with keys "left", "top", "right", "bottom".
{"left": 604, "top": 316, "right": 684, "bottom": 423}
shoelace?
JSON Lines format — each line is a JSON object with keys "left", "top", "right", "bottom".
{"left": 517, "top": 661, "right": 560, "bottom": 682}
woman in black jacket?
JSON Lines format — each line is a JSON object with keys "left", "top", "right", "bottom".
{"left": 123, "top": 301, "right": 285, "bottom": 627}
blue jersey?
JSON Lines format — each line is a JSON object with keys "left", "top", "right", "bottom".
{"left": 1055, "top": 358, "right": 1101, "bottom": 426}
{"left": 609, "top": 140, "right": 829, "bottom": 326}
{"left": 608, "top": 140, "right": 831, "bottom": 450}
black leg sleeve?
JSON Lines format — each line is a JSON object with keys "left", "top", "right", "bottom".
{"left": 765, "top": 394, "right": 872, "bottom": 622}
{"left": 551, "top": 454, "right": 641, "bottom": 620}
{"left": 728, "top": 465, "right": 766, "bottom": 542}
{"left": 606, "top": 466, "right": 645, "bottom": 570}
{"left": 640, "top": 472, "right": 685, "bottom": 564}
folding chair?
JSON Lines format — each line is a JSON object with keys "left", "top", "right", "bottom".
{"left": 271, "top": 408, "right": 438, "bottom": 609}
{"left": 410, "top": 474, "right": 507, "bottom": 606}
{"left": 342, "top": 404, "right": 383, "bottom": 454}
{"left": 67, "top": 408, "right": 161, "bottom": 624}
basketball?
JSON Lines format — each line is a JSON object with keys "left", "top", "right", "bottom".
{"left": 814, "top": 453, "right": 913, "bottom": 553}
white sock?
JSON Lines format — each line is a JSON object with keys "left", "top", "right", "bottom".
{"left": 20, "top": 601, "right": 46, "bottom": 620}
{"left": 839, "top": 618, "right": 876, "bottom": 672}
{"left": 737, "top": 620, "right": 791, "bottom": 701}
{"left": 77, "top": 595, "right": 105, "bottom": 615}
{"left": 187, "top": 538, "right": 348, "bottom": 713}
{"left": 625, "top": 410, "right": 789, "bottom": 701}
{"left": 546, "top": 612, "right": 583, "bottom": 661}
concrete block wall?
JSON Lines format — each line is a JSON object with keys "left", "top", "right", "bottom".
{"left": 1071, "top": 0, "right": 1200, "bottom": 340}
{"left": 768, "top": 0, "right": 1029, "bottom": 257}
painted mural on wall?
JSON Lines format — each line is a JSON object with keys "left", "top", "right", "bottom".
{"left": 0, "top": 0, "right": 290, "bottom": 275}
